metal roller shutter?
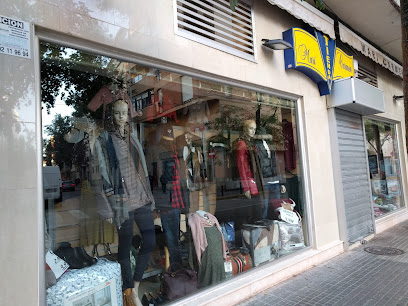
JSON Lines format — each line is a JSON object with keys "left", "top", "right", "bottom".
{"left": 335, "top": 109, "right": 374, "bottom": 243}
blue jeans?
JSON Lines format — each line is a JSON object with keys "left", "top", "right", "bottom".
{"left": 161, "top": 208, "right": 182, "bottom": 265}
{"left": 117, "top": 205, "right": 155, "bottom": 289}
{"left": 263, "top": 182, "right": 281, "bottom": 219}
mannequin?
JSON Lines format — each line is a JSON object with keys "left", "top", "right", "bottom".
{"left": 235, "top": 120, "right": 263, "bottom": 199}
{"left": 155, "top": 124, "right": 185, "bottom": 266}
{"left": 253, "top": 127, "right": 286, "bottom": 219}
{"left": 233, "top": 120, "right": 264, "bottom": 224}
{"left": 207, "top": 134, "right": 229, "bottom": 215}
{"left": 188, "top": 210, "right": 227, "bottom": 288}
{"left": 180, "top": 132, "right": 207, "bottom": 214}
{"left": 91, "top": 99, "right": 155, "bottom": 306}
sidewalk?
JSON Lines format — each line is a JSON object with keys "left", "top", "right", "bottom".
{"left": 238, "top": 219, "right": 408, "bottom": 306}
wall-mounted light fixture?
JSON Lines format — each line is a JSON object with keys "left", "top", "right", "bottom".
{"left": 261, "top": 39, "right": 293, "bottom": 50}
{"left": 393, "top": 95, "right": 404, "bottom": 102}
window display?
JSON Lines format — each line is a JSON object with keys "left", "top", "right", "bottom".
{"left": 41, "top": 41, "right": 305, "bottom": 305}
{"left": 364, "top": 118, "right": 405, "bottom": 217}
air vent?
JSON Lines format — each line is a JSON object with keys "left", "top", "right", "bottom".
{"left": 356, "top": 66, "right": 378, "bottom": 87}
{"left": 175, "top": 0, "right": 255, "bottom": 61}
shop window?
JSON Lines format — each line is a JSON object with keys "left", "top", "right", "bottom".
{"left": 41, "top": 41, "right": 305, "bottom": 304}
{"left": 175, "top": 0, "right": 255, "bottom": 61}
{"left": 364, "top": 118, "right": 405, "bottom": 217}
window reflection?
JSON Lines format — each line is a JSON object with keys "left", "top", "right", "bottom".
{"left": 365, "top": 118, "right": 405, "bottom": 217}
{"left": 41, "top": 42, "right": 306, "bottom": 302}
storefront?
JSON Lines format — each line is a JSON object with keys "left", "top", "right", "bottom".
{"left": 0, "top": 1, "right": 406, "bottom": 306}
{"left": 40, "top": 39, "right": 309, "bottom": 304}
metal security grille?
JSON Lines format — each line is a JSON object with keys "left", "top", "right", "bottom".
{"left": 357, "top": 66, "right": 378, "bottom": 87}
{"left": 335, "top": 109, "right": 374, "bottom": 244}
{"left": 175, "top": 0, "right": 255, "bottom": 60}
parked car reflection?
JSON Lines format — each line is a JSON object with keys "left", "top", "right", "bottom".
{"left": 62, "top": 180, "right": 76, "bottom": 192}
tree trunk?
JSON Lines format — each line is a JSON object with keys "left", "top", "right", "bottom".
{"left": 403, "top": 0, "right": 408, "bottom": 153}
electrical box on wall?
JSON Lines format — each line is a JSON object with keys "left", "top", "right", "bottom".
{"left": 327, "top": 77, "right": 385, "bottom": 115}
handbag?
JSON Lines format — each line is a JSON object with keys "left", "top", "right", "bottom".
{"left": 227, "top": 249, "right": 252, "bottom": 275}
{"left": 122, "top": 289, "right": 136, "bottom": 306}
{"left": 161, "top": 262, "right": 198, "bottom": 301}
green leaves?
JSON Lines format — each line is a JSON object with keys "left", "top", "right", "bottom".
{"left": 229, "top": 0, "right": 239, "bottom": 11}
{"left": 299, "top": 0, "right": 325, "bottom": 10}
{"left": 314, "top": 0, "right": 325, "bottom": 10}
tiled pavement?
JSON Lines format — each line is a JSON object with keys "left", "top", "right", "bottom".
{"left": 239, "top": 220, "right": 408, "bottom": 306}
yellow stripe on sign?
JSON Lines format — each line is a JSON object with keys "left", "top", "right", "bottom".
{"left": 293, "top": 29, "right": 327, "bottom": 81}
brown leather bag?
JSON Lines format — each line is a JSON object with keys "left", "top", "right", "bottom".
{"left": 122, "top": 289, "right": 136, "bottom": 306}
{"left": 228, "top": 249, "right": 253, "bottom": 275}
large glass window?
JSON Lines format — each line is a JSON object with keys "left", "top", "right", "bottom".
{"left": 41, "top": 41, "right": 306, "bottom": 304}
{"left": 364, "top": 118, "right": 405, "bottom": 218}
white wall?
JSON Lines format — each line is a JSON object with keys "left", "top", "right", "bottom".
{"left": 0, "top": 27, "right": 41, "bottom": 305}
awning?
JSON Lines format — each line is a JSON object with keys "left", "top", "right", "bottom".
{"left": 267, "top": 0, "right": 335, "bottom": 39}
{"left": 339, "top": 23, "right": 403, "bottom": 78}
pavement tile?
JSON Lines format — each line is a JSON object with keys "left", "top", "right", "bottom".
{"left": 238, "top": 219, "right": 408, "bottom": 306}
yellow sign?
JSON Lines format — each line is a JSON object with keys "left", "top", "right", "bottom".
{"left": 333, "top": 48, "right": 354, "bottom": 80}
{"left": 293, "top": 29, "right": 327, "bottom": 81}
{"left": 283, "top": 27, "right": 354, "bottom": 95}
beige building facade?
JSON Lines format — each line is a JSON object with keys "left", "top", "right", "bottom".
{"left": 0, "top": 0, "right": 405, "bottom": 305}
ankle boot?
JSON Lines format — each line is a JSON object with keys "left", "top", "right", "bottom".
{"left": 72, "top": 247, "right": 91, "bottom": 268}
{"left": 75, "top": 246, "right": 97, "bottom": 266}
{"left": 55, "top": 242, "right": 84, "bottom": 269}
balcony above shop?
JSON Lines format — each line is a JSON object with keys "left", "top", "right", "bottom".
{"left": 327, "top": 77, "right": 385, "bottom": 116}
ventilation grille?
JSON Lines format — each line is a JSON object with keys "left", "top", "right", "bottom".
{"left": 356, "top": 66, "right": 378, "bottom": 87}
{"left": 176, "top": 0, "right": 255, "bottom": 61}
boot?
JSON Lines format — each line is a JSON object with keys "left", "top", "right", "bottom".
{"left": 75, "top": 246, "right": 97, "bottom": 266}
{"left": 54, "top": 242, "right": 84, "bottom": 269}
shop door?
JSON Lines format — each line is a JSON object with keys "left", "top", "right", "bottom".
{"left": 335, "top": 109, "right": 374, "bottom": 244}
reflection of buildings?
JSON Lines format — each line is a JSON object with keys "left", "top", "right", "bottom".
{"left": 4, "top": 1, "right": 407, "bottom": 305}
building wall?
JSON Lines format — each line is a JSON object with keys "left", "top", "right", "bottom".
{"left": 0, "top": 0, "right": 404, "bottom": 305}
{"left": 0, "top": 26, "right": 41, "bottom": 305}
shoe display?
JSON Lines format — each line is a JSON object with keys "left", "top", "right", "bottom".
{"left": 54, "top": 242, "right": 85, "bottom": 269}
{"left": 149, "top": 292, "right": 163, "bottom": 305}
{"left": 141, "top": 292, "right": 158, "bottom": 306}
{"left": 75, "top": 246, "right": 97, "bottom": 266}
{"left": 54, "top": 242, "right": 97, "bottom": 269}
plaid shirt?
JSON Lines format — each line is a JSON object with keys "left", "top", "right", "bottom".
{"left": 170, "top": 146, "right": 185, "bottom": 209}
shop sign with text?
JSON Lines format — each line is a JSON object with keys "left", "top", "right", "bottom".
{"left": 283, "top": 28, "right": 354, "bottom": 96}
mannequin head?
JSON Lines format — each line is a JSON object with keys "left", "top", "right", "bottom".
{"left": 243, "top": 120, "right": 256, "bottom": 138}
{"left": 112, "top": 99, "right": 128, "bottom": 134}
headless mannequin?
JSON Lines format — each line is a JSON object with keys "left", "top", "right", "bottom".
{"left": 253, "top": 131, "right": 286, "bottom": 219}
{"left": 188, "top": 210, "right": 227, "bottom": 288}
